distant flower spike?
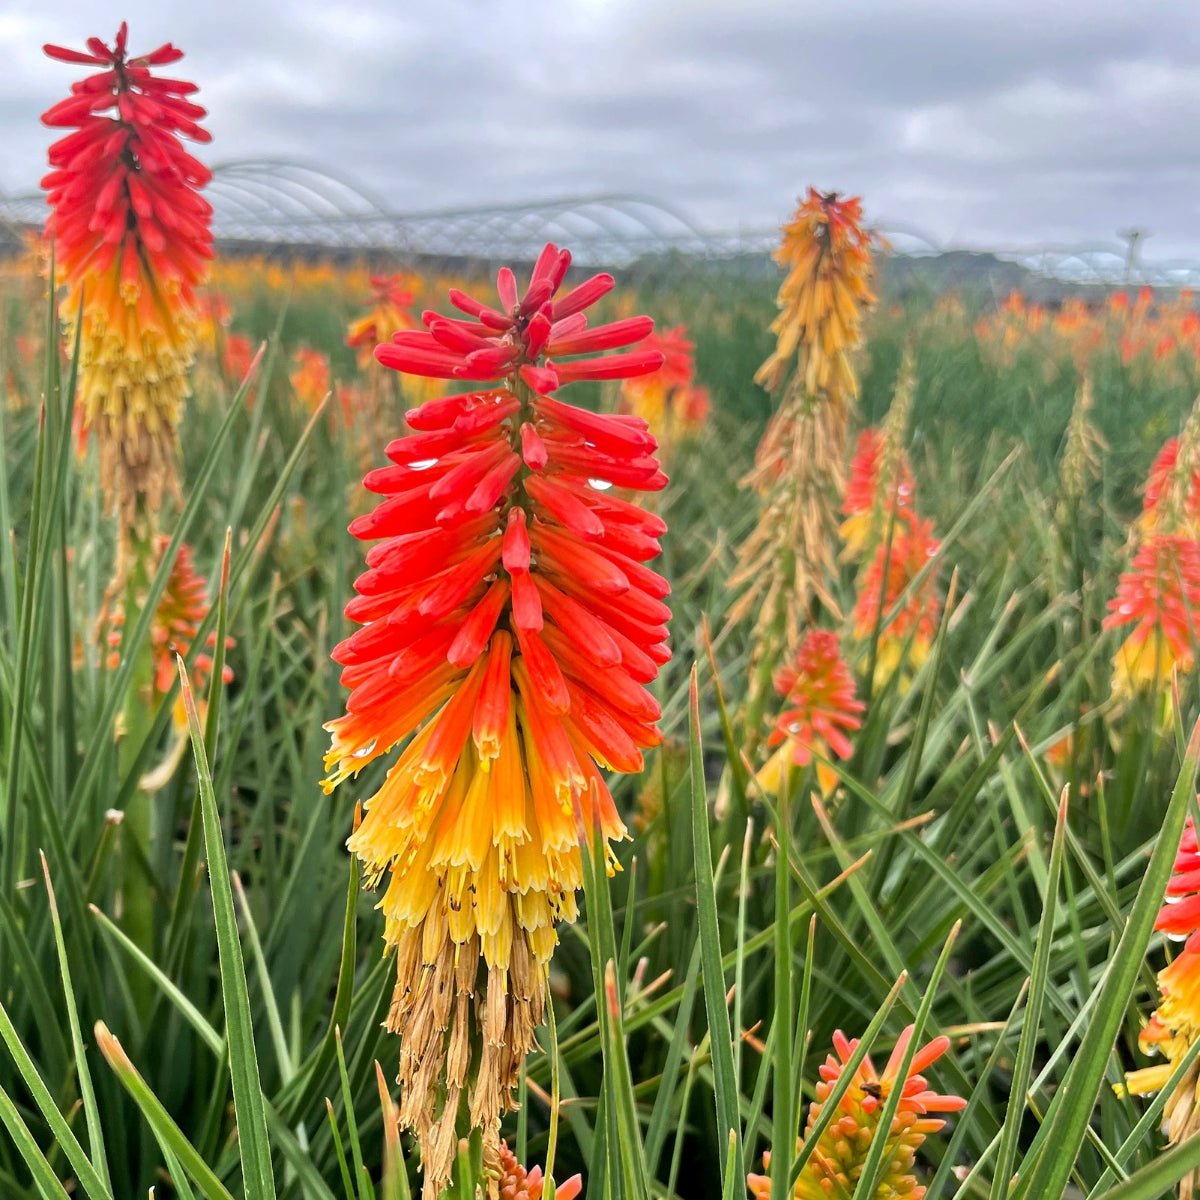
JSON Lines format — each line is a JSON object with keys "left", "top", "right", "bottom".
{"left": 618, "top": 325, "right": 710, "bottom": 447}
{"left": 347, "top": 273, "right": 418, "bottom": 368}
{"left": 755, "top": 188, "right": 876, "bottom": 397}
{"left": 757, "top": 629, "right": 864, "bottom": 797}
{"left": 841, "top": 351, "right": 919, "bottom": 563}
{"left": 840, "top": 427, "right": 916, "bottom": 562}
{"left": 103, "top": 536, "right": 233, "bottom": 728}
{"left": 853, "top": 515, "right": 942, "bottom": 690}
{"left": 41, "top": 24, "right": 213, "bottom": 536}
{"left": 323, "top": 243, "right": 668, "bottom": 1197}
{"left": 290, "top": 346, "right": 331, "bottom": 413}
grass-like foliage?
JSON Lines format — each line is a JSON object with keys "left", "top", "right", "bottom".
{"left": 2, "top": 252, "right": 1200, "bottom": 1200}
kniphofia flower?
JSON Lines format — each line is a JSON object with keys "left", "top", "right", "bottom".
{"left": 323, "top": 243, "right": 668, "bottom": 1196}
{"left": 41, "top": 25, "right": 212, "bottom": 535}
{"left": 1126, "top": 819, "right": 1200, "bottom": 1198}
{"left": 1140, "top": 438, "right": 1200, "bottom": 535}
{"left": 853, "top": 516, "right": 941, "bottom": 690}
{"left": 1105, "top": 532, "right": 1200, "bottom": 700}
{"left": 618, "top": 325, "right": 710, "bottom": 445}
{"left": 103, "top": 536, "right": 233, "bottom": 737}
{"left": 732, "top": 190, "right": 877, "bottom": 737}
{"left": 222, "top": 332, "right": 255, "bottom": 385}
{"left": 757, "top": 629, "right": 864, "bottom": 797}
{"left": 289, "top": 346, "right": 331, "bottom": 412}
{"left": 496, "top": 1142, "right": 582, "bottom": 1200}
{"left": 748, "top": 1026, "right": 965, "bottom": 1199}
{"left": 840, "top": 426, "right": 917, "bottom": 562}
{"left": 346, "top": 273, "right": 418, "bottom": 368}
{"left": 755, "top": 188, "right": 876, "bottom": 398}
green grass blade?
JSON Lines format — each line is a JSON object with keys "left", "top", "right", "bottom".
{"left": 93, "top": 1022, "right": 236, "bottom": 1200}
{"left": 988, "top": 787, "right": 1070, "bottom": 1199}
{"left": 88, "top": 903, "right": 224, "bottom": 1057}
{"left": 1013, "top": 721, "right": 1200, "bottom": 1198}
{"left": 177, "top": 658, "right": 277, "bottom": 1200}
{"left": 38, "top": 851, "right": 110, "bottom": 1191}
{"left": 0, "top": 1000, "right": 111, "bottom": 1200}
{"left": 0, "top": 1083, "right": 71, "bottom": 1200}
{"left": 1091, "top": 1132, "right": 1200, "bottom": 1200}
{"left": 688, "top": 666, "right": 744, "bottom": 1186}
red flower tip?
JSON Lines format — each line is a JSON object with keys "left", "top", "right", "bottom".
{"left": 1155, "top": 817, "right": 1200, "bottom": 937}
{"left": 376, "top": 249, "right": 653, "bottom": 394}
{"left": 41, "top": 24, "right": 211, "bottom": 308}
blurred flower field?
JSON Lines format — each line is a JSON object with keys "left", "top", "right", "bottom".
{"left": 8, "top": 23, "right": 1200, "bottom": 1200}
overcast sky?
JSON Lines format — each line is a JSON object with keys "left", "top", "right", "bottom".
{"left": 3, "top": 1, "right": 1200, "bottom": 259}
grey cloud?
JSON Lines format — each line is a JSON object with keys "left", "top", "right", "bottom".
{"left": 2, "top": 0, "right": 1199, "bottom": 258}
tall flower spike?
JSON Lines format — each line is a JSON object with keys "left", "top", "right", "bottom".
{"left": 1127, "top": 818, "right": 1200, "bottom": 1199}
{"left": 617, "top": 325, "right": 710, "bottom": 450}
{"left": 852, "top": 515, "right": 942, "bottom": 692}
{"left": 757, "top": 629, "right": 864, "bottom": 798}
{"left": 755, "top": 188, "right": 876, "bottom": 397}
{"left": 323, "top": 243, "right": 668, "bottom": 1198}
{"left": 346, "top": 273, "right": 418, "bottom": 368}
{"left": 730, "top": 190, "right": 877, "bottom": 744}
{"left": 1058, "top": 376, "right": 1106, "bottom": 517}
{"left": 1105, "top": 532, "right": 1200, "bottom": 702}
{"left": 102, "top": 536, "right": 233, "bottom": 728}
{"left": 749, "top": 1026, "right": 965, "bottom": 1199}
{"left": 42, "top": 26, "right": 213, "bottom": 537}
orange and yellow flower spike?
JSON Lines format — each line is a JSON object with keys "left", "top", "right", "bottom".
{"left": 1104, "top": 532, "right": 1200, "bottom": 701}
{"left": 346, "top": 273, "right": 418, "bottom": 368}
{"left": 289, "top": 345, "right": 332, "bottom": 413}
{"left": 755, "top": 188, "right": 876, "bottom": 399}
{"left": 102, "top": 536, "right": 234, "bottom": 718}
{"left": 757, "top": 629, "right": 864, "bottom": 798}
{"left": 852, "top": 515, "right": 942, "bottom": 692}
{"left": 41, "top": 25, "right": 213, "bottom": 537}
{"left": 1127, "top": 818, "right": 1200, "bottom": 1198}
{"left": 618, "top": 324, "right": 710, "bottom": 450}
{"left": 731, "top": 190, "right": 877, "bottom": 742}
{"left": 840, "top": 350, "right": 919, "bottom": 565}
{"left": 323, "top": 243, "right": 668, "bottom": 1196}
{"left": 749, "top": 1026, "right": 964, "bottom": 1199}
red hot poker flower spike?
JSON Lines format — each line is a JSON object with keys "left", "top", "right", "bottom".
{"left": 324, "top": 243, "right": 667, "bottom": 1197}
{"left": 41, "top": 25, "right": 213, "bottom": 535}
{"left": 1105, "top": 532, "right": 1200, "bottom": 699}
{"left": 1127, "top": 819, "right": 1200, "bottom": 1184}
{"left": 749, "top": 1026, "right": 964, "bottom": 1199}
{"left": 757, "top": 628, "right": 864, "bottom": 797}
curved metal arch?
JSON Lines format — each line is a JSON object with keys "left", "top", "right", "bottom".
{"left": 210, "top": 158, "right": 394, "bottom": 219}
{"left": 10, "top": 157, "right": 1200, "bottom": 287}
